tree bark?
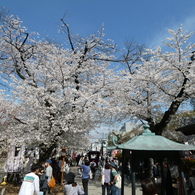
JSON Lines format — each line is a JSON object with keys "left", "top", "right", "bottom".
{"left": 39, "top": 142, "right": 57, "bottom": 162}
{"left": 151, "top": 79, "right": 188, "bottom": 135}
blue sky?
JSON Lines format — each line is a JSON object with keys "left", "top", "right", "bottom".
{"left": 1, "top": 0, "right": 195, "bottom": 49}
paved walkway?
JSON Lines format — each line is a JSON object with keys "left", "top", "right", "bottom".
{"left": 70, "top": 166, "right": 142, "bottom": 195}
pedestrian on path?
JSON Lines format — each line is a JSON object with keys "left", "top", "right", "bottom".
{"left": 39, "top": 162, "right": 48, "bottom": 195}
{"left": 18, "top": 163, "right": 40, "bottom": 195}
{"left": 109, "top": 162, "right": 121, "bottom": 195}
{"left": 90, "top": 160, "right": 97, "bottom": 180}
{"left": 76, "top": 154, "right": 81, "bottom": 166}
{"left": 79, "top": 160, "right": 90, "bottom": 195}
{"left": 64, "top": 172, "right": 84, "bottom": 195}
{"left": 101, "top": 163, "right": 111, "bottom": 195}
{"left": 45, "top": 159, "right": 53, "bottom": 195}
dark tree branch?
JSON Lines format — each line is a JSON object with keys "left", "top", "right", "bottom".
{"left": 60, "top": 19, "right": 75, "bottom": 51}
{"left": 152, "top": 58, "right": 193, "bottom": 135}
{"left": 14, "top": 117, "right": 27, "bottom": 125}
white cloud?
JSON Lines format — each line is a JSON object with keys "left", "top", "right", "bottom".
{"left": 148, "top": 11, "right": 195, "bottom": 49}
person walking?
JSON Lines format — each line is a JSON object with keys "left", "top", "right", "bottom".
{"left": 45, "top": 159, "right": 53, "bottom": 195}
{"left": 64, "top": 172, "right": 84, "bottom": 195}
{"left": 76, "top": 154, "right": 81, "bottom": 166}
{"left": 18, "top": 163, "right": 40, "bottom": 195}
{"left": 39, "top": 162, "right": 48, "bottom": 195}
{"left": 109, "top": 162, "right": 121, "bottom": 195}
{"left": 90, "top": 160, "right": 97, "bottom": 180}
{"left": 161, "top": 159, "right": 173, "bottom": 195}
{"left": 101, "top": 163, "right": 111, "bottom": 195}
{"left": 79, "top": 160, "right": 90, "bottom": 195}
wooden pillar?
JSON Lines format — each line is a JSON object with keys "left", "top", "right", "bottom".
{"left": 132, "top": 171, "right": 136, "bottom": 195}
{"left": 131, "top": 151, "right": 136, "bottom": 195}
{"left": 61, "top": 156, "right": 65, "bottom": 185}
{"left": 121, "top": 149, "right": 125, "bottom": 195}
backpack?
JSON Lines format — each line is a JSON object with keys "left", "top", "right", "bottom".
{"left": 115, "top": 174, "right": 121, "bottom": 188}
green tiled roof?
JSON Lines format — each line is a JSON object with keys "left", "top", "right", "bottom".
{"left": 111, "top": 125, "right": 195, "bottom": 151}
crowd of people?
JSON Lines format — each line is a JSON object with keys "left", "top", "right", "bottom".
{"left": 13, "top": 147, "right": 195, "bottom": 195}
{"left": 17, "top": 152, "right": 126, "bottom": 195}
{"left": 18, "top": 151, "right": 188, "bottom": 195}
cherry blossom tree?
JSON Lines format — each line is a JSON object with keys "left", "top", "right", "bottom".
{"left": 112, "top": 27, "right": 195, "bottom": 135}
{"left": 0, "top": 93, "right": 20, "bottom": 155}
{"left": 2, "top": 11, "right": 194, "bottom": 160}
{"left": 0, "top": 13, "right": 120, "bottom": 159}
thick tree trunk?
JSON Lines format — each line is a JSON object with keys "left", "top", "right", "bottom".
{"left": 151, "top": 98, "right": 184, "bottom": 135}
{"left": 150, "top": 87, "right": 188, "bottom": 135}
{"left": 39, "top": 142, "right": 57, "bottom": 162}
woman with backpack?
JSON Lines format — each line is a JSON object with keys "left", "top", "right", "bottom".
{"left": 109, "top": 162, "right": 121, "bottom": 195}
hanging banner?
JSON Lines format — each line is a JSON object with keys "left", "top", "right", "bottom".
{"left": 5, "top": 145, "right": 25, "bottom": 172}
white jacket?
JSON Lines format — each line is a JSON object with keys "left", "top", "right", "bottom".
{"left": 18, "top": 172, "right": 40, "bottom": 195}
